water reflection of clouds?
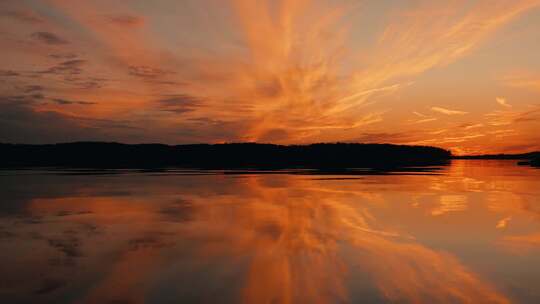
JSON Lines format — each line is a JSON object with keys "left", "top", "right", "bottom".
{"left": 0, "top": 161, "right": 539, "bottom": 303}
{"left": 499, "top": 233, "right": 540, "bottom": 255}
{"left": 431, "top": 195, "right": 468, "bottom": 216}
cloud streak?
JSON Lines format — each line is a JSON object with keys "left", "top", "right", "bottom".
{"left": 496, "top": 97, "right": 512, "bottom": 108}
{"left": 31, "top": 32, "right": 69, "bottom": 45}
{"left": 431, "top": 107, "right": 468, "bottom": 115}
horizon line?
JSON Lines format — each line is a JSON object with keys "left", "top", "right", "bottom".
{"left": 1, "top": 141, "right": 538, "bottom": 157}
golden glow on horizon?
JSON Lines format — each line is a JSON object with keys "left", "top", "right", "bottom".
{"left": 1, "top": 0, "right": 540, "bottom": 154}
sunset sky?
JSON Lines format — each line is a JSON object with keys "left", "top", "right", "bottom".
{"left": 1, "top": 0, "right": 540, "bottom": 154}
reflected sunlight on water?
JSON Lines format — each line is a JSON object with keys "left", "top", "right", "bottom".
{"left": 0, "top": 160, "right": 539, "bottom": 303}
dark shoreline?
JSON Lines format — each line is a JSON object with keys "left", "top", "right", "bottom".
{"left": 453, "top": 152, "right": 540, "bottom": 160}
{"left": 1, "top": 142, "right": 451, "bottom": 170}
{"left": 454, "top": 152, "right": 540, "bottom": 168}
{"left": 1, "top": 142, "right": 538, "bottom": 170}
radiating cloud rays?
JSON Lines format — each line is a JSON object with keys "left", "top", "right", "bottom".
{"left": 1, "top": 0, "right": 539, "bottom": 150}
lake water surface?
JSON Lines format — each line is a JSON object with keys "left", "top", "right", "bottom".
{"left": 1, "top": 160, "right": 539, "bottom": 304}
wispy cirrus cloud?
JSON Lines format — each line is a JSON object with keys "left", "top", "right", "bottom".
{"left": 48, "top": 0, "right": 538, "bottom": 144}
{"left": 460, "top": 123, "right": 484, "bottom": 130}
{"left": 485, "top": 105, "right": 540, "bottom": 126}
{"left": 49, "top": 53, "right": 78, "bottom": 60}
{"left": 431, "top": 107, "right": 468, "bottom": 115}
{"left": 496, "top": 97, "right": 512, "bottom": 108}
{"left": 39, "top": 59, "right": 86, "bottom": 76}
{"left": 360, "top": 0, "right": 540, "bottom": 86}
{"left": 31, "top": 31, "right": 69, "bottom": 45}
{"left": 501, "top": 71, "right": 540, "bottom": 91}
{"left": 156, "top": 94, "right": 202, "bottom": 114}
{"left": 0, "top": 9, "right": 44, "bottom": 24}
{"left": 409, "top": 111, "right": 437, "bottom": 124}
{"left": 0, "top": 70, "right": 20, "bottom": 77}
{"left": 106, "top": 14, "right": 144, "bottom": 27}
{"left": 51, "top": 98, "right": 96, "bottom": 106}
{"left": 128, "top": 65, "right": 174, "bottom": 80}
{"left": 23, "top": 85, "right": 44, "bottom": 93}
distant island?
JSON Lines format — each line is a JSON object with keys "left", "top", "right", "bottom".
{"left": 454, "top": 152, "right": 540, "bottom": 167}
{"left": 0, "top": 142, "right": 451, "bottom": 170}
{"left": 454, "top": 152, "right": 540, "bottom": 160}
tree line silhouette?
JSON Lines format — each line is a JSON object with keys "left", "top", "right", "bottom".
{"left": 0, "top": 142, "right": 452, "bottom": 169}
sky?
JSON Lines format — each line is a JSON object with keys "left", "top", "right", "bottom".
{"left": 1, "top": 0, "right": 540, "bottom": 154}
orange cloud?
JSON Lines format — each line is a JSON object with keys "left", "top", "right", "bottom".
{"left": 496, "top": 97, "right": 512, "bottom": 108}
{"left": 502, "top": 71, "right": 540, "bottom": 91}
{"left": 431, "top": 106, "right": 469, "bottom": 115}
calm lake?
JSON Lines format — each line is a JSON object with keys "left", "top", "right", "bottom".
{"left": 1, "top": 160, "right": 539, "bottom": 304}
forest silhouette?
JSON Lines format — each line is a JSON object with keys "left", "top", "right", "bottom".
{"left": 2, "top": 142, "right": 538, "bottom": 170}
{"left": 1, "top": 142, "right": 452, "bottom": 170}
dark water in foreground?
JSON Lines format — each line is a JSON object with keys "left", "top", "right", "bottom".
{"left": 1, "top": 160, "right": 539, "bottom": 304}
